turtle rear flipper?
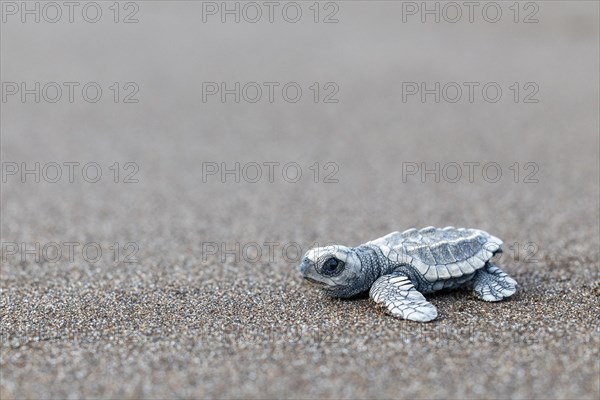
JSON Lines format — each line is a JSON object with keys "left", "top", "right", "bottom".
{"left": 369, "top": 273, "right": 438, "bottom": 322}
{"left": 471, "top": 263, "right": 517, "bottom": 302}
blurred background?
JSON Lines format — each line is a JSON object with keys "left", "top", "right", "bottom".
{"left": 1, "top": 1, "right": 599, "bottom": 398}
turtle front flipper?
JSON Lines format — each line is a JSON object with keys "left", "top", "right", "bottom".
{"left": 471, "top": 262, "right": 517, "bottom": 301}
{"left": 369, "top": 273, "right": 438, "bottom": 322}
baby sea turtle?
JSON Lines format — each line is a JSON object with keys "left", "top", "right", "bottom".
{"left": 298, "top": 227, "right": 517, "bottom": 322}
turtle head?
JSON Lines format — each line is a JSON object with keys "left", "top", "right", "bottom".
{"left": 297, "top": 245, "right": 367, "bottom": 298}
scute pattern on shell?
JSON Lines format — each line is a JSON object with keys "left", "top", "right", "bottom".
{"left": 368, "top": 226, "right": 503, "bottom": 282}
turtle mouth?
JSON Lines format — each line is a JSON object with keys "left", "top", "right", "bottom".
{"left": 304, "top": 277, "right": 327, "bottom": 286}
{"left": 304, "top": 277, "right": 341, "bottom": 292}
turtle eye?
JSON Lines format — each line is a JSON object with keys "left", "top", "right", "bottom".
{"left": 321, "top": 257, "right": 345, "bottom": 276}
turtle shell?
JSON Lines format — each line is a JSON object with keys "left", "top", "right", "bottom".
{"left": 368, "top": 226, "right": 503, "bottom": 282}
